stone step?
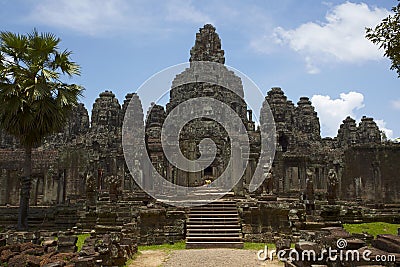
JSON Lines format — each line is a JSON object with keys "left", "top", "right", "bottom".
{"left": 187, "top": 236, "right": 242, "bottom": 240}
{"left": 188, "top": 214, "right": 239, "bottom": 218}
{"left": 189, "top": 209, "right": 237, "bottom": 213}
{"left": 190, "top": 204, "right": 237, "bottom": 208}
{"left": 193, "top": 201, "right": 237, "bottom": 205}
{"left": 187, "top": 211, "right": 238, "bottom": 216}
{"left": 187, "top": 224, "right": 241, "bottom": 229}
{"left": 186, "top": 241, "right": 244, "bottom": 249}
{"left": 188, "top": 216, "right": 238, "bottom": 219}
{"left": 187, "top": 229, "right": 241, "bottom": 234}
{"left": 189, "top": 210, "right": 238, "bottom": 213}
{"left": 189, "top": 209, "right": 238, "bottom": 213}
{"left": 189, "top": 214, "right": 238, "bottom": 217}
{"left": 192, "top": 200, "right": 236, "bottom": 204}
{"left": 187, "top": 232, "right": 241, "bottom": 236}
{"left": 185, "top": 200, "right": 243, "bottom": 249}
{"left": 186, "top": 238, "right": 242, "bottom": 242}
{"left": 187, "top": 228, "right": 241, "bottom": 232}
{"left": 187, "top": 221, "right": 239, "bottom": 225}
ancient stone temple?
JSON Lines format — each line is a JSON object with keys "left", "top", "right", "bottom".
{"left": 0, "top": 24, "right": 400, "bottom": 207}
{"left": 2, "top": 23, "right": 400, "bottom": 267}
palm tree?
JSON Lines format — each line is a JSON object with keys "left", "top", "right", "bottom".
{"left": 0, "top": 29, "right": 83, "bottom": 230}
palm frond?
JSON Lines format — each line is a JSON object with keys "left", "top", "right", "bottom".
{"left": 0, "top": 31, "right": 28, "bottom": 64}
{"left": 54, "top": 50, "right": 81, "bottom": 76}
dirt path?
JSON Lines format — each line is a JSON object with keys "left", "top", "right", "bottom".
{"left": 128, "top": 249, "right": 283, "bottom": 267}
{"left": 128, "top": 250, "right": 169, "bottom": 267}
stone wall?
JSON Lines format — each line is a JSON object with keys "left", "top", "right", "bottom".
{"left": 0, "top": 150, "right": 60, "bottom": 205}
{"left": 138, "top": 206, "right": 186, "bottom": 245}
{"left": 238, "top": 201, "right": 291, "bottom": 243}
{"left": 0, "top": 205, "right": 81, "bottom": 230}
{"left": 341, "top": 144, "right": 400, "bottom": 203}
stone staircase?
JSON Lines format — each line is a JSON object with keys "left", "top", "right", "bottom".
{"left": 186, "top": 200, "right": 243, "bottom": 249}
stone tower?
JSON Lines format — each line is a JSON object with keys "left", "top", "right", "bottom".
{"left": 146, "top": 24, "right": 260, "bottom": 192}
{"left": 295, "top": 97, "right": 321, "bottom": 143}
{"left": 266, "top": 87, "right": 295, "bottom": 152}
{"left": 357, "top": 116, "right": 381, "bottom": 144}
{"left": 91, "top": 91, "right": 122, "bottom": 133}
{"left": 189, "top": 24, "right": 225, "bottom": 64}
{"left": 337, "top": 116, "right": 359, "bottom": 147}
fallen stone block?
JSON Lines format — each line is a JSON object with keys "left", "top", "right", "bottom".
{"left": 372, "top": 235, "right": 400, "bottom": 253}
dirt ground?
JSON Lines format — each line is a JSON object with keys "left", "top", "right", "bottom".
{"left": 128, "top": 249, "right": 284, "bottom": 267}
{"left": 128, "top": 250, "right": 169, "bottom": 267}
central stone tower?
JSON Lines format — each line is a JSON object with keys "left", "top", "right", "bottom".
{"left": 145, "top": 24, "right": 260, "bottom": 192}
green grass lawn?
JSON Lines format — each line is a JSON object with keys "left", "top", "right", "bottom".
{"left": 138, "top": 241, "right": 186, "bottom": 251}
{"left": 343, "top": 222, "right": 400, "bottom": 238}
{"left": 243, "top": 242, "right": 276, "bottom": 250}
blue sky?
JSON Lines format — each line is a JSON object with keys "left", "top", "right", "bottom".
{"left": 1, "top": 0, "right": 399, "bottom": 138}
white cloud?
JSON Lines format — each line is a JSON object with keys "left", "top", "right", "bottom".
{"left": 165, "top": 0, "right": 212, "bottom": 25}
{"left": 305, "top": 56, "right": 320, "bottom": 74}
{"left": 273, "top": 2, "right": 391, "bottom": 73}
{"left": 311, "top": 91, "right": 365, "bottom": 137}
{"left": 28, "top": 0, "right": 132, "bottom": 35}
{"left": 375, "top": 119, "right": 393, "bottom": 140}
{"left": 26, "top": 0, "right": 211, "bottom": 36}
{"left": 392, "top": 99, "right": 400, "bottom": 110}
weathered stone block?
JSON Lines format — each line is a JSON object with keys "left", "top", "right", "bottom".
{"left": 75, "top": 257, "right": 95, "bottom": 267}
{"left": 345, "top": 238, "right": 366, "bottom": 250}
{"left": 372, "top": 234, "right": 400, "bottom": 253}
{"left": 42, "top": 262, "right": 66, "bottom": 267}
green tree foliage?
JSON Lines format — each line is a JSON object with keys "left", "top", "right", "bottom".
{"left": 0, "top": 29, "right": 83, "bottom": 230}
{"left": 366, "top": 1, "right": 400, "bottom": 77}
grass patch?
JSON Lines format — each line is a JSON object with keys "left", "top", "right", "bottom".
{"left": 76, "top": 233, "right": 90, "bottom": 252}
{"left": 343, "top": 222, "right": 400, "bottom": 238}
{"left": 138, "top": 241, "right": 186, "bottom": 251}
{"left": 244, "top": 242, "right": 276, "bottom": 250}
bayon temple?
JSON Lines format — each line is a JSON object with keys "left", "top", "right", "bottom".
{"left": 0, "top": 24, "right": 399, "bottom": 266}
{"left": 1, "top": 24, "right": 398, "bottom": 206}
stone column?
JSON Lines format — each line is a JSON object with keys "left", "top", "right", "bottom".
{"left": 232, "top": 141, "right": 244, "bottom": 196}
{"left": 355, "top": 177, "right": 362, "bottom": 203}
{"left": 0, "top": 169, "right": 7, "bottom": 205}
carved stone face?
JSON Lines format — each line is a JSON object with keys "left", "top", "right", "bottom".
{"left": 275, "top": 109, "right": 285, "bottom": 122}
{"left": 302, "top": 119, "right": 311, "bottom": 133}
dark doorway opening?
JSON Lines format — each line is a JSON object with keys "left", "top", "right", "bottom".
{"left": 204, "top": 166, "right": 213, "bottom": 176}
{"left": 279, "top": 134, "right": 289, "bottom": 152}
